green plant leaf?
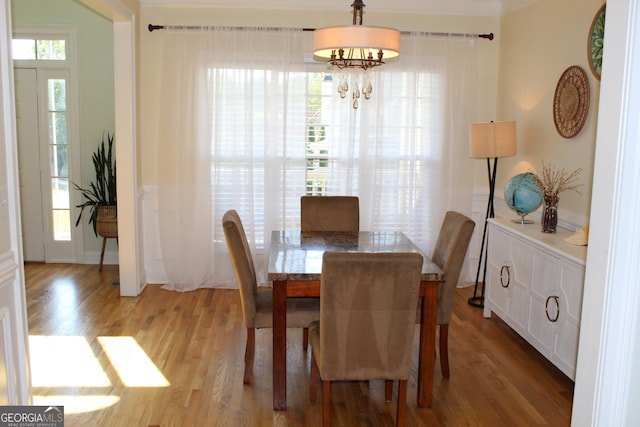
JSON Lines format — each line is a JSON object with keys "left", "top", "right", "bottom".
{"left": 73, "top": 132, "right": 116, "bottom": 236}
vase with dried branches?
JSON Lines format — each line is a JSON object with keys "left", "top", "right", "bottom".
{"left": 531, "top": 162, "right": 582, "bottom": 233}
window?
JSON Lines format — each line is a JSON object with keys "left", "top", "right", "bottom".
{"left": 301, "top": 67, "right": 450, "bottom": 238}
{"left": 13, "top": 37, "right": 71, "bottom": 241}
{"left": 305, "top": 73, "right": 332, "bottom": 195}
{"left": 48, "top": 78, "right": 71, "bottom": 241}
{"left": 12, "top": 38, "right": 66, "bottom": 61}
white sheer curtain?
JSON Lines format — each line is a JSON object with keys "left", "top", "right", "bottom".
{"left": 156, "top": 28, "right": 478, "bottom": 290}
{"left": 323, "top": 33, "right": 478, "bottom": 253}
{"left": 157, "top": 28, "right": 306, "bottom": 291}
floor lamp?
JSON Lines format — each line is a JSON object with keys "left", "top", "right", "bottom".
{"left": 468, "top": 121, "right": 517, "bottom": 308}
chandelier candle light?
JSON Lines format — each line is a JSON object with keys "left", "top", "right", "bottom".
{"left": 313, "top": 0, "right": 400, "bottom": 109}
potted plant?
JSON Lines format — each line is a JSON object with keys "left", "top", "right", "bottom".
{"left": 74, "top": 132, "right": 117, "bottom": 237}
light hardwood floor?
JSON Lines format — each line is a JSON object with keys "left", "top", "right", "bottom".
{"left": 24, "top": 263, "right": 574, "bottom": 426}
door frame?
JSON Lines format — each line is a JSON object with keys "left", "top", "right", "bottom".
{"left": 0, "top": 0, "right": 31, "bottom": 405}
{"left": 13, "top": 24, "right": 84, "bottom": 263}
{"left": 76, "top": 0, "right": 141, "bottom": 297}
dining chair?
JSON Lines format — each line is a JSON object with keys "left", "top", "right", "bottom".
{"left": 309, "top": 251, "right": 423, "bottom": 427}
{"left": 222, "top": 210, "right": 320, "bottom": 384}
{"left": 430, "top": 210, "right": 475, "bottom": 378}
{"left": 300, "top": 195, "right": 359, "bottom": 232}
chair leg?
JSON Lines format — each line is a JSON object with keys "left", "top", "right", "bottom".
{"left": 303, "top": 327, "right": 309, "bottom": 350}
{"left": 385, "top": 380, "right": 393, "bottom": 401}
{"left": 244, "top": 327, "right": 255, "bottom": 384}
{"left": 322, "top": 380, "right": 331, "bottom": 426}
{"left": 396, "top": 379, "right": 407, "bottom": 427}
{"left": 439, "top": 324, "right": 450, "bottom": 378}
{"left": 310, "top": 351, "right": 319, "bottom": 403}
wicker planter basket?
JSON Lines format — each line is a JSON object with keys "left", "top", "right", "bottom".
{"left": 96, "top": 205, "right": 118, "bottom": 238}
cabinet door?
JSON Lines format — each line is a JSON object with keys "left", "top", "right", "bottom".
{"left": 552, "top": 263, "right": 585, "bottom": 379}
{"left": 505, "top": 239, "right": 533, "bottom": 336}
{"left": 527, "top": 250, "right": 562, "bottom": 359}
{"left": 485, "top": 225, "right": 512, "bottom": 318}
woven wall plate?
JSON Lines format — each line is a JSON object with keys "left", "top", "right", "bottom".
{"left": 553, "top": 66, "right": 590, "bottom": 138}
{"left": 588, "top": 3, "right": 606, "bottom": 80}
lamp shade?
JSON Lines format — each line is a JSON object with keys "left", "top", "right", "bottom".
{"left": 313, "top": 26, "right": 400, "bottom": 60}
{"left": 469, "top": 121, "right": 517, "bottom": 159}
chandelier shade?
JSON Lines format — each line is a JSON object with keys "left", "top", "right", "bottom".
{"left": 313, "top": 25, "right": 400, "bottom": 65}
{"left": 312, "top": 0, "right": 400, "bottom": 108}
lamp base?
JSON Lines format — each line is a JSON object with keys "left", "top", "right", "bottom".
{"left": 467, "top": 295, "right": 484, "bottom": 308}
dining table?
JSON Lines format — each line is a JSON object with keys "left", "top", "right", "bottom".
{"left": 267, "top": 230, "right": 444, "bottom": 411}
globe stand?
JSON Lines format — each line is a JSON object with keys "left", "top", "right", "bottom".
{"left": 512, "top": 213, "right": 534, "bottom": 224}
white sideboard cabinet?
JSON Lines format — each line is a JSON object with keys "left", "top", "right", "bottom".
{"left": 483, "top": 218, "right": 587, "bottom": 380}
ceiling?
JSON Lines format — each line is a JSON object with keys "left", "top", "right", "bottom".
{"left": 139, "top": 0, "right": 538, "bottom": 17}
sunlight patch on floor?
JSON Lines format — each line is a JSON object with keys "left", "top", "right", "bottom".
{"left": 98, "top": 336, "right": 170, "bottom": 387}
{"left": 32, "top": 395, "right": 120, "bottom": 415}
{"left": 29, "top": 334, "right": 170, "bottom": 415}
{"left": 29, "top": 335, "right": 111, "bottom": 387}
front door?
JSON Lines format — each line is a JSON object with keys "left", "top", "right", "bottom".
{"left": 13, "top": 31, "right": 82, "bottom": 263}
{"left": 15, "top": 68, "right": 44, "bottom": 261}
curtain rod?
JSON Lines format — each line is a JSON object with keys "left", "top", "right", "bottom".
{"left": 147, "top": 24, "right": 494, "bottom": 40}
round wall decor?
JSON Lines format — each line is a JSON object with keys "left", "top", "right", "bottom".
{"left": 553, "top": 66, "right": 590, "bottom": 138}
{"left": 588, "top": 3, "right": 606, "bottom": 80}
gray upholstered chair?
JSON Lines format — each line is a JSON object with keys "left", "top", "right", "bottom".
{"left": 309, "top": 251, "right": 423, "bottom": 427}
{"left": 222, "top": 210, "right": 320, "bottom": 384}
{"left": 300, "top": 196, "right": 359, "bottom": 232}
{"left": 430, "top": 211, "right": 475, "bottom": 378}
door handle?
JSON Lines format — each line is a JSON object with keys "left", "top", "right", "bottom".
{"left": 500, "top": 265, "right": 510, "bottom": 288}
{"left": 545, "top": 295, "right": 560, "bottom": 322}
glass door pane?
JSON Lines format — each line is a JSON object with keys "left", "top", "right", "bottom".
{"left": 47, "top": 78, "right": 70, "bottom": 241}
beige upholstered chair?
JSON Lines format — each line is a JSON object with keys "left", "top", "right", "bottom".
{"left": 300, "top": 196, "right": 359, "bottom": 232}
{"left": 222, "top": 210, "right": 320, "bottom": 384}
{"left": 309, "top": 251, "right": 423, "bottom": 427}
{"left": 431, "top": 211, "right": 475, "bottom": 378}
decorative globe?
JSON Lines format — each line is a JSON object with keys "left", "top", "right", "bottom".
{"left": 504, "top": 173, "right": 543, "bottom": 224}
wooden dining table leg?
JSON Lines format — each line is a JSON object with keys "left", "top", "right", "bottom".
{"left": 418, "top": 281, "right": 438, "bottom": 407}
{"left": 273, "top": 279, "right": 287, "bottom": 410}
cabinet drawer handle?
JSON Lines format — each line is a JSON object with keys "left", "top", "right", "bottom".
{"left": 500, "top": 265, "right": 510, "bottom": 288}
{"left": 545, "top": 296, "right": 560, "bottom": 322}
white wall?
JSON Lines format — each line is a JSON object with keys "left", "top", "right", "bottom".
{"left": 496, "top": 0, "right": 604, "bottom": 228}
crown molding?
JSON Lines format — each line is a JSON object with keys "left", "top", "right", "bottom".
{"left": 140, "top": 0, "right": 539, "bottom": 17}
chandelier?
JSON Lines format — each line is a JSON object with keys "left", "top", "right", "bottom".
{"left": 313, "top": 0, "right": 400, "bottom": 109}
